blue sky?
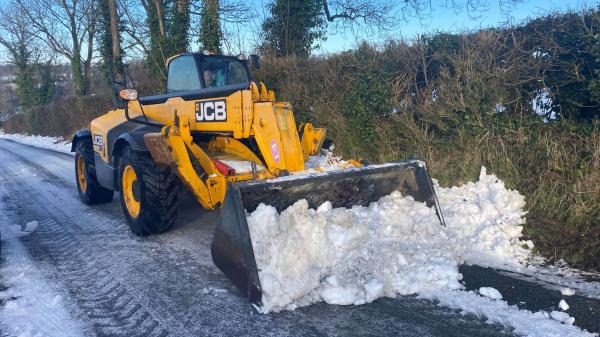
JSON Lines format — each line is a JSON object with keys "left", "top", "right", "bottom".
{"left": 314, "top": 0, "right": 590, "bottom": 54}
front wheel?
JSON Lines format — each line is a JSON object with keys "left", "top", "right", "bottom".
{"left": 75, "top": 139, "right": 114, "bottom": 204}
{"left": 117, "top": 146, "right": 180, "bottom": 236}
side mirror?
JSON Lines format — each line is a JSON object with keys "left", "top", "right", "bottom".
{"left": 119, "top": 89, "right": 138, "bottom": 101}
{"left": 249, "top": 54, "right": 262, "bottom": 69}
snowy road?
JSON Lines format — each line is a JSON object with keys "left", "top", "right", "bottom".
{"left": 0, "top": 138, "right": 597, "bottom": 337}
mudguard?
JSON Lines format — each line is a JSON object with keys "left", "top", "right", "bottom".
{"left": 110, "top": 125, "right": 161, "bottom": 160}
{"left": 71, "top": 129, "right": 92, "bottom": 152}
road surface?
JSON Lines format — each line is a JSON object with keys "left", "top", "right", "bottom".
{"left": 0, "top": 138, "right": 596, "bottom": 337}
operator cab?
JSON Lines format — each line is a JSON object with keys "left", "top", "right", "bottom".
{"left": 166, "top": 53, "right": 252, "bottom": 93}
{"left": 138, "top": 53, "right": 261, "bottom": 105}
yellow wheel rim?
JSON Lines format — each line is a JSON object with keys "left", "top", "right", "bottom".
{"left": 76, "top": 155, "right": 87, "bottom": 193}
{"left": 122, "top": 165, "right": 141, "bottom": 218}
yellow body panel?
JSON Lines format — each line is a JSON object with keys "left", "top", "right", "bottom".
{"left": 251, "top": 102, "right": 289, "bottom": 174}
{"left": 300, "top": 123, "right": 327, "bottom": 161}
{"left": 207, "top": 136, "right": 263, "bottom": 165}
{"left": 140, "top": 92, "right": 246, "bottom": 138}
{"left": 273, "top": 103, "right": 304, "bottom": 171}
{"left": 90, "top": 81, "right": 327, "bottom": 210}
{"left": 90, "top": 109, "right": 135, "bottom": 162}
{"left": 241, "top": 90, "right": 253, "bottom": 138}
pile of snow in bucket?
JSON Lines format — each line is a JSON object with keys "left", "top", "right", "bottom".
{"left": 246, "top": 167, "right": 529, "bottom": 313}
{"left": 303, "top": 146, "right": 354, "bottom": 172}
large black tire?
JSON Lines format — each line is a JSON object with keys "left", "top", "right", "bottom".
{"left": 75, "top": 139, "right": 114, "bottom": 204}
{"left": 117, "top": 146, "right": 180, "bottom": 236}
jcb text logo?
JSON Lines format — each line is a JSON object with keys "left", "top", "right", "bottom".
{"left": 93, "top": 135, "right": 103, "bottom": 147}
{"left": 195, "top": 100, "right": 226, "bottom": 122}
{"left": 93, "top": 134, "right": 104, "bottom": 151}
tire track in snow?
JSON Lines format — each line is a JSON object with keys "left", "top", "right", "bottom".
{"left": 0, "top": 143, "right": 270, "bottom": 336}
{"left": 0, "top": 153, "right": 172, "bottom": 337}
{"left": 0, "top": 142, "right": 259, "bottom": 335}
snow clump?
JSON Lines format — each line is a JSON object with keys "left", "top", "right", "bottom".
{"left": 247, "top": 166, "right": 531, "bottom": 313}
{"left": 479, "top": 287, "right": 503, "bottom": 300}
{"left": 559, "top": 299, "right": 570, "bottom": 311}
{"left": 303, "top": 146, "right": 354, "bottom": 172}
{"left": 25, "top": 221, "right": 39, "bottom": 232}
{"left": 4, "top": 221, "right": 39, "bottom": 238}
{"left": 550, "top": 310, "right": 576, "bottom": 325}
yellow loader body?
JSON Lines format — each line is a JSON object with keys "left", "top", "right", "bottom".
{"left": 91, "top": 81, "right": 327, "bottom": 210}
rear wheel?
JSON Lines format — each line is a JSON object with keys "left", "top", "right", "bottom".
{"left": 75, "top": 139, "right": 114, "bottom": 204}
{"left": 118, "top": 146, "right": 180, "bottom": 236}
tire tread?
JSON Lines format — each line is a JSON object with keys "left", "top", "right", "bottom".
{"left": 119, "top": 147, "right": 180, "bottom": 235}
{"left": 76, "top": 139, "right": 114, "bottom": 204}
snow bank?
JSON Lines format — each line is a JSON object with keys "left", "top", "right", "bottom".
{"left": 247, "top": 166, "right": 533, "bottom": 313}
{"left": 0, "top": 131, "right": 72, "bottom": 154}
{"left": 518, "top": 259, "right": 600, "bottom": 300}
{"left": 422, "top": 290, "right": 594, "bottom": 337}
{"left": 437, "top": 167, "right": 529, "bottom": 269}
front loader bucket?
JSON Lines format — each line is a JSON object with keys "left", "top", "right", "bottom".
{"left": 210, "top": 160, "right": 445, "bottom": 307}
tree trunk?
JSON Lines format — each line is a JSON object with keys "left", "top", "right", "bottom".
{"left": 71, "top": 51, "right": 86, "bottom": 96}
{"left": 83, "top": 24, "right": 94, "bottom": 95}
{"left": 153, "top": 0, "right": 165, "bottom": 36}
{"left": 199, "top": 0, "right": 221, "bottom": 53}
{"left": 68, "top": 6, "right": 86, "bottom": 96}
{"left": 171, "top": 0, "right": 190, "bottom": 53}
{"left": 108, "top": 0, "right": 122, "bottom": 80}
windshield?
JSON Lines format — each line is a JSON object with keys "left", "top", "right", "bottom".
{"left": 201, "top": 56, "right": 249, "bottom": 89}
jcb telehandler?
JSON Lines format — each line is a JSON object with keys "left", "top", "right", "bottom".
{"left": 72, "top": 52, "right": 444, "bottom": 307}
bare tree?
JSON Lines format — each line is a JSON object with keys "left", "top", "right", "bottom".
{"left": 119, "top": 0, "right": 152, "bottom": 56}
{"left": 320, "top": 0, "right": 528, "bottom": 34}
{"left": 15, "top": 0, "right": 99, "bottom": 96}
{"left": 0, "top": 0, "right": 37, "bottom": 69}
{"left": 321, "top": 0, "right": 400, "bottom": 32}
{"left": 0, "top": 0, "right": 54, "bottom": 110}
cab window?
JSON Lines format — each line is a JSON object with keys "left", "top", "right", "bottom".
{"left": 201, "top": 57, "right": 249, "bottom": 88}
{"left": 227, "top": 62, "right": 248, "bottom": 85}
{"left": 167, "top": 56, "right": 201, "bottom": 93}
